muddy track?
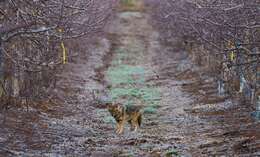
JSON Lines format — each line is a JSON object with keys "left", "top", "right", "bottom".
{"left": 88, "top": 4, "right": 193, "bottom": 156}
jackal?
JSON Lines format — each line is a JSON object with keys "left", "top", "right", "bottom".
{"left": 107, "top": 103, "right": 142, "bottom": 134}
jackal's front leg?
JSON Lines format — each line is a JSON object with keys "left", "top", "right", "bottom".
{"left": 116, "top": 120, "right": 125, "bottom": 134}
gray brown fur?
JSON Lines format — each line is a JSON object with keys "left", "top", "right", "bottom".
{"left": 107, "top": 103, "right": 142, "bottom": 134}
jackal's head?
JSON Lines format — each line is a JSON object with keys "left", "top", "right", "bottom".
{"left": 107, "top": 103, "right": 123, "bottom": 114}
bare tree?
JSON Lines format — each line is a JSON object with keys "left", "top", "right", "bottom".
{"left": 149, "top": 0, "right": 260, "bottom": 103}
{"left": 0, "top": 0, "right": 117, "bottom": 107}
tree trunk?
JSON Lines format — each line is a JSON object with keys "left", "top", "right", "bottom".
{"left": 0, "top": 40, "right": 4, "bottom": 97}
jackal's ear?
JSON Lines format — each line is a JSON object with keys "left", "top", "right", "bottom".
{"left": 117, "top": 104, "right": 123, "bottom": 111}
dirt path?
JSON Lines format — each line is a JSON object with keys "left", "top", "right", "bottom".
{"left": 88, "top": 3, "right": 193, "bottom": 156}
{"left": 1, "top": 1, "right": 259, "bottom": 157}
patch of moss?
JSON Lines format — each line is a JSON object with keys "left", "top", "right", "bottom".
{"left": 119, "top": 0, "right": 144, "bottom": 12}
{"left": 105, "top": 47, "right": 161, "bottom": 115}
{"left": 120, "top": 0, "right": 135, "bottom": 6}
{"left": 143, "top": 106, "right": 157, "bottom": 114}
{"left": 109, "top": 87, "right": 160, "bottom": 105}
{"left": 165, "top": 148, "right": 179, "bottom": 157}
{"left": 104, "top": 116, "right": 116, "bottom": 124}
{"left": 107, "top": 65, "right": 145, "bottom": 85}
